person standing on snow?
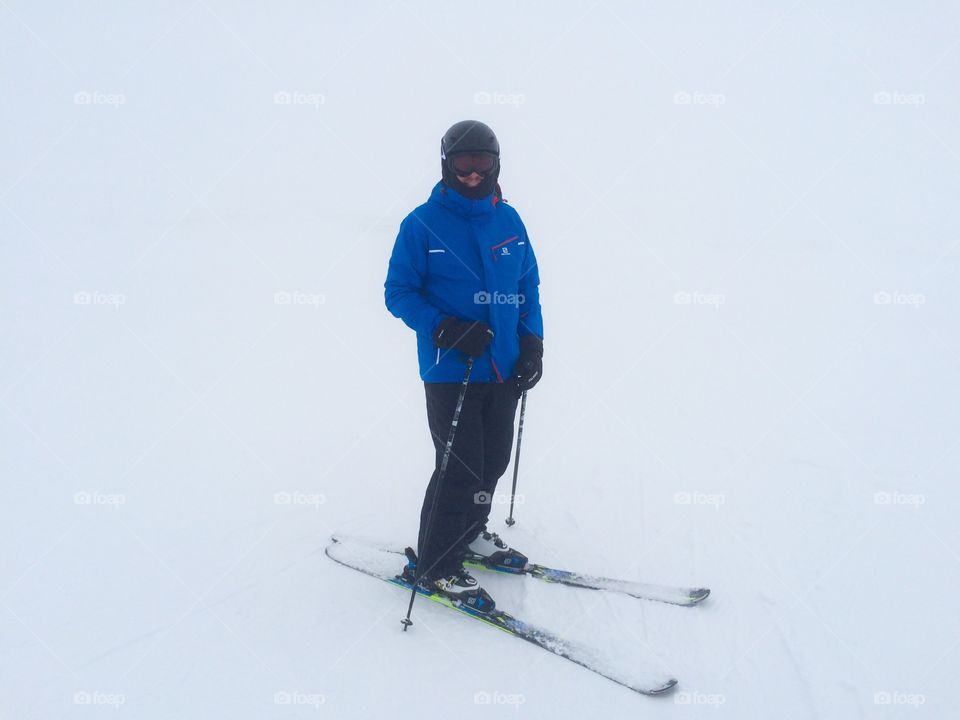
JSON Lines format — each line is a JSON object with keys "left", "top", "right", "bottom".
{"left": 384, "top": 120, "right": 544, "bottom": 612}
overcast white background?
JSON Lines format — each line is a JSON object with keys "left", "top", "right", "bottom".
{"left": 2, "top": 1, "right": 959, "bottom": 718}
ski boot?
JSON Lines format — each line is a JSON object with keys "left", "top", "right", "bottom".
{"left": 464, "top": 530, "right": 528, "bottom": 572}
{"left": 400, "top": 547, "right": 496, "bottom": 613}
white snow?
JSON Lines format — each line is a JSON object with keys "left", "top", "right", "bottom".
{"left": 2, "top": 2, "right": 959, "bottom": 718}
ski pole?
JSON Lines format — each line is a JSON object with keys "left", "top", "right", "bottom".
{"left": 505, "top": 389, "right": 527, "bottom": 527}
{"left": 402, "top": 357, "right": 474, "bottom": 630}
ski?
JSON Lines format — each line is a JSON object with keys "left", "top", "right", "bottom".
{"left": 467, "top": 557, "right": 710, "bottom": 606}
{"left": 332, "top": 534, "right": 710, "bottom": 606}
{"left": 325, "top": 537, "right": 678, "bottom": 697}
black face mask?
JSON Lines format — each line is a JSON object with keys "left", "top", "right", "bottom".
{"left": 441, "top": 157, "right": 501, "bottom": 200}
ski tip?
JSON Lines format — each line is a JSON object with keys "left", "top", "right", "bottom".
{"left": 646, "top": 677, "right": 679, "bottom": 695}
{"left": 688, "top": 588, "right": 711, "bottom": 604}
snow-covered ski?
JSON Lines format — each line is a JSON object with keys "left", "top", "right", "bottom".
{"left": 331, "top": 534, "right": 710, "bottom": 606}
{"left": 325, "top": 537, "right": 678, "bottom": 696}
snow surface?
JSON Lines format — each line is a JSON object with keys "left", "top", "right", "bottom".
{"left": 2, "top": 2, "right": 959, "bottom": 718}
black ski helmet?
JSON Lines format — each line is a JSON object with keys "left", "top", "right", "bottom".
{"left": 440, "top": 120, "right": 501, "bottom": 200}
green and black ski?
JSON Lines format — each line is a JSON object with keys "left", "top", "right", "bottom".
{"left": 325, "top": 536, "right": 678, "bottom": 696}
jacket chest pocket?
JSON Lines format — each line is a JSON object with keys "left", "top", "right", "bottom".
{"left": 489, "top": 235, "right": 520, "bottom": 261}
{"left": 488, "top": 235, "right": 523, "bottom": 283}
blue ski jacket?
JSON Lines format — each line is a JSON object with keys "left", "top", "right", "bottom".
{"left": 385, "top": 181, "right": 544, "bottom": 383}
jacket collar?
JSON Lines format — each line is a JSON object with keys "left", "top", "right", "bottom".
{"left": 429, "top": 181, "right": 498, "bottom": 219}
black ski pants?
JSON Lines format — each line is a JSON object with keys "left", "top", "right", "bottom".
{"left": 417, "top": 381, "right": 519, "bottom": 581}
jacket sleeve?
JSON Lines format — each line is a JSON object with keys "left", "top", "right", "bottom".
{"left": 518, "top": 229, "right": 544, "bottom": 339}
{"left": 384, "top": 214, "right": 445, "bottom": 336}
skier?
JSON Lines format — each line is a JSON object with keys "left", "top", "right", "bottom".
{"left": 384, "top": 120, "right": 544, "bottom": 611}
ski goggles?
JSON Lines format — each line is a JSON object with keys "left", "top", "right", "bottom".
{"left": 448, "top": 151, "right": 497, "bottom": 177}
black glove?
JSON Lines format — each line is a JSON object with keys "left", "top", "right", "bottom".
{"left": 432, "top": 317, "right": 494, "bottom": 358}
{"left": 511, "top": 334, "right": 543, "bottom": 393}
